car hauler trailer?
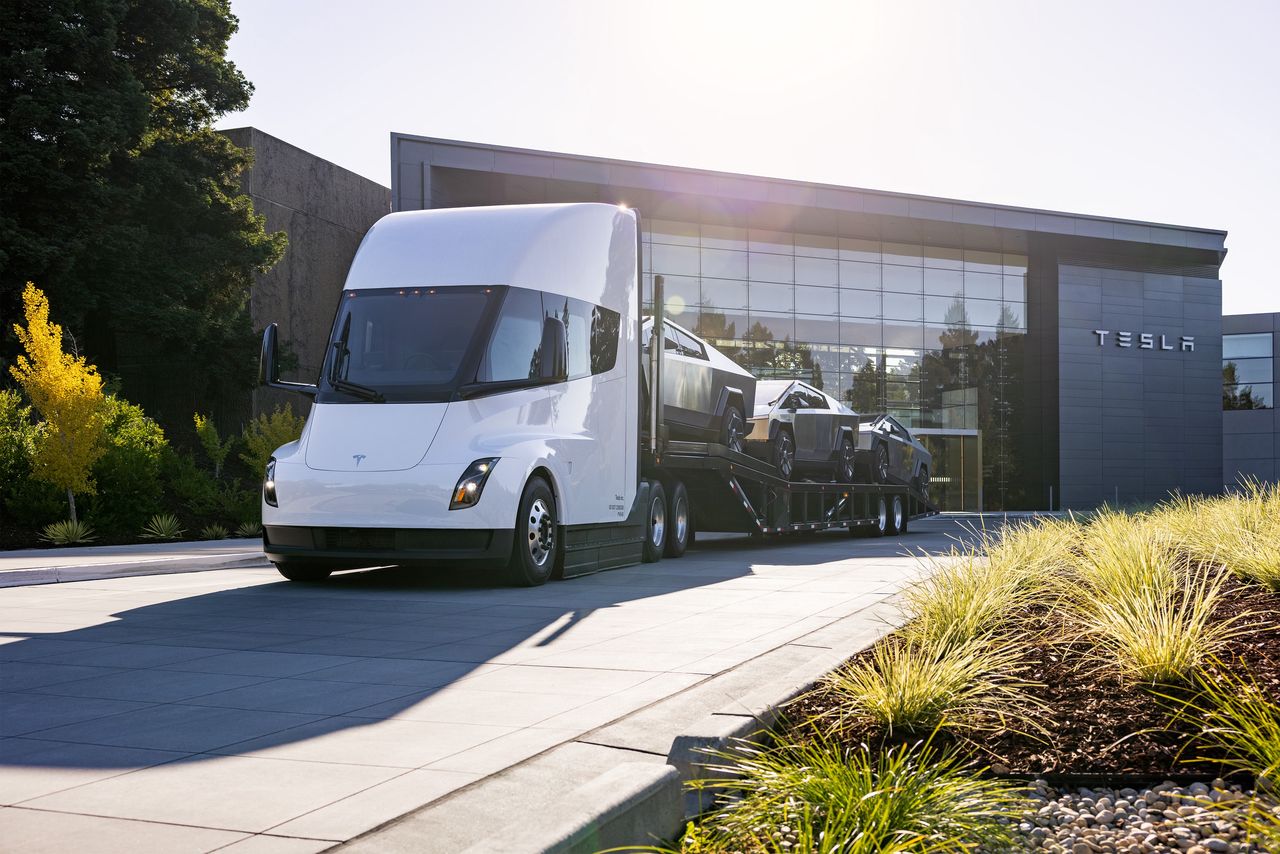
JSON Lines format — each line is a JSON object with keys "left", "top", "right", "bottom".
{"left": 256, "top": 203, "right": 936, "bottom": 585}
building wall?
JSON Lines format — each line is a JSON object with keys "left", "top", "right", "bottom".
{"left": 1057, "top": 266, "right": 1223, "bottom": 508}
{"left": 221, "top": 128, "right": 390, "bottom": 421}
{"left": 1223, "top": 312, "right": 1280, "bottom": 484}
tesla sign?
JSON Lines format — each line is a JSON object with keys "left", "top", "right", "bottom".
{"left": 1093, "top": 330, "right": 1194, "bottom": 352}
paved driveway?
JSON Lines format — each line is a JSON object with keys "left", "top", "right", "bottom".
{"left": 0, "top": 519, "right": 969, "bottom": 852}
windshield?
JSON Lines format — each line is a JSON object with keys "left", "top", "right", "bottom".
{"left": 322, "top": 287, "right": 495, "bottom": 402}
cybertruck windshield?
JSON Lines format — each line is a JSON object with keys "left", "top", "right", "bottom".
{"left": 320, "top": 286, "right": 496, "bottom": 403}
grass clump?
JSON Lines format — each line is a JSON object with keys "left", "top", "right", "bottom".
{"left": 39, "top": 518, "right": 96, "bottom": 545}
{"left": 141, "top": 513, "right": 184, "bottom": 540}
{"left": 1185, "top": 666, "right": 1280, "bottom": 784}
{"left": 235, "top": 520, "right": 262, "bottom": 538}
{"left": 1153, "top": 482, "right": 1280, "bottom": 591}
{"left": 200, "top": 523, "right": 230, "bottom": 540}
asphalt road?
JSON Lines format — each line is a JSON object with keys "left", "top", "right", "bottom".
{"left": 0, "top": 518, "right": 976, "bottom": 853}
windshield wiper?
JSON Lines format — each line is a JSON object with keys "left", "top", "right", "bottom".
{"left": 331, "top": 377, "right": 385, "bottom": 403}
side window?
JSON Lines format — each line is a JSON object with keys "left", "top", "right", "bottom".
{"left": 674, "top": 328, "right": 707, "bottom": 360}
{"left": 802, "top": 389, "right": 829, "bottom": 409}
{"left": 556, "top": 297, "right": 590, "bottom": 379}
{"left": 477, "top": 288, "right": 544, "bottom": 382}
{"left": 590, "top": 305, "right": 620, "bottom": 374}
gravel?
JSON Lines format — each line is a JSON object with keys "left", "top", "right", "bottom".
{"left": 992, "top": 778, "right": 1274, "bottom": 853}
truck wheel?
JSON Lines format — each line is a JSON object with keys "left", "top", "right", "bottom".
{"left": 664, "top": 480, "right": 690, "bottom": 558}
{"left": 643, "top": 480, "right": 666, "bottom": 563}
{"left": 916, "top": 466, "right": 930, "bottom": 501}
{"left": 869, "top": 495, "right": 889, "bottom": 537}
{"left": 874, "top": 444, "right": 891, "bottom": 484}
{"left": 274, "top": 563, "right": 332, "bottom": 582}
{"left": 722, "top": 404, "right": 745, "bottom": 454}
{"left": 773, "top": 428, "right": 796, "bottom": 481}
{"left": 503, "top": 477, "right": 559, "bottom": 586}
{"left": 893, "top": 494, "right": 907, "bottom": 534}
{"left": 835, "top": 437, "right": 856, "bottom": 483}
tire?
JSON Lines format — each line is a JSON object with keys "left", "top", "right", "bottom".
{"left": 892, "top": 494, "right": 907, "bottom": 535}
{"left": 869, "top": 495, "right": 889, "bottom": 537}
{"left": 274, "top": 563, "right": 332, "bottom": 582}
{"left": 502, "top": 477, "right": 559, "bottom": 586}
{"left": 721, "top": 404, "right": 746, "bottom": 454}
{"left": 917, "top": 466, "right": 930, "bottom": 501}
{"left": 874, "top": 443, "right": 891, "bottom": 484}
{"left": 835, "top": 436, "right": 856, "bottom": 483}
{"left": 663, "top": 480, "right": 690, "bottom": 558}
{"left": 773, "top": 428, "right": 796, "bottom": 481}
{"left": 642, "top": 480, "right": 667, "bottom": 563}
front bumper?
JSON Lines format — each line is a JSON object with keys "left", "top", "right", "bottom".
{"left": 264, "top": 525, "right": 514, "bottom": 569}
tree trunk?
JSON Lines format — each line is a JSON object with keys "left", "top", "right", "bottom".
{"left": 67, "top": 488, "right": 77, "bottom": 524}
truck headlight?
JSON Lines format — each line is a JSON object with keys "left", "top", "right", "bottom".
{"left": 264, "top": 458, "right": 278, "bottom": 507}
{"left": 450, "top": 458, "right": 499, "bottom": 510}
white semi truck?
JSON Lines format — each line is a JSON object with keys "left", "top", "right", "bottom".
{"left": 257, "top": 203, "right": 934, "bottom": 585}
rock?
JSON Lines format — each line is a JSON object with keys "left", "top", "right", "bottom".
{"left": 1204, "top": 840, "right": 1229, "bottom": 853}
{"left": 1095, "top": 810, "right": 1116, "bottom": 826}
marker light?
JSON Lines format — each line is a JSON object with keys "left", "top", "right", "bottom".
{"left": 450, "top": 458, "right": 500, "bottom": 510}
{"left": 263, "top": 458, "right": 279, "bottom": 507}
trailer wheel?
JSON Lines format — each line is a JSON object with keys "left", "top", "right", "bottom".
{"left": 274, "top": 562, "right": 333, "bottom": 582}
{"left": 894, "top": 494, "right": 908, "bottom": 534}
{"left": 887, "top": 494, "right": 904, "bottom": 535}
{"left": 643, "top": 480, "right": 667, "bottom": 563}
{"left": 502, "top": 476, "right": 559, "bottom": 586}
{"left": 722, "top": 404, "right": 746, "bottom": 454}
{"left": 835, "top": 436, "right": 856, "bottom": 483}
{"left": 773, "top": 428, "right": 796, "bottom": 481}
{"left": 664, "top": 480, "right": 690, "bottom": 558}
{"left": 869, "top": 495, "right": 889, "bottom": 537}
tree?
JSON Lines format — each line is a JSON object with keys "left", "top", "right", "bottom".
{"left": 0, "top": 0, "right": 285, "bottom": 427}
{"left": 9, "top": 284, "right": 108, "bottom": 521}
{"left": 193, "top": 412, "right": 233, "bottom": 479}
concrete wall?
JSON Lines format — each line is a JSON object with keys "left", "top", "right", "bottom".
{"left": 222, "top": 128, "right": 390, "bottom": 420}
{"left": 1223, "top": 312, "right": 1280, "bottom": 485}
{"left": 1057, "top": 265, "right": 1223, "bottom": 508}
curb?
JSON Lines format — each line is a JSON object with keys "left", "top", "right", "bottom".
{"left": 0, "top": 552, "right": 267, "bottom": 587}
{"left": 459, "top": 762, "right": 683, "bottom": 854}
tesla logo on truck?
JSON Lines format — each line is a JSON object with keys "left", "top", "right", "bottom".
{"left": 1093, "top": 330, "right": 1194, "bottom": 352}
{"left": 352, "top": 454, "right": 366, "bottom": 467}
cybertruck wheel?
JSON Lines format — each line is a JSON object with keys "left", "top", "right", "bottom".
{"left": 503, "top": 477, "right": 559, "bottom": 587}
{"left": 874, "top": 444, "right": 891, "bottom": 484}
{"left": 664, "top": 480, "right": 690, "bottom": 558}
{"left": 835, "top": 436, "right": 857, "bottom": 483}
{"left": 274, "top": 563, "right": 332, "bottom": 582}
{"left": 773, "top": 428, "right": 796, "bottom": 481}
{"left": 643, "top": 480, "right": 667, "bottom": 563}
{"left": 721, "top": 404, "right": 746, "bottom": 454}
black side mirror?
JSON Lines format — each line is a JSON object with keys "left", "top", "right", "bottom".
{"left": 539, "top": 317, "right": 568, "bottom": 382}
{"left": 259, "top": 323, "right": 318, "bottom": 398}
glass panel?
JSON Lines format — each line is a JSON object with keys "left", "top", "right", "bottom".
{"left": 795, "top": 313, "right": 840, "bottom": 345}
{"left": 561, "top": 298, "right": 591, "bottom": 379}
{"left": 841, "top": 319, "right": 882, "bottom": 347}
{"left": 1224, "top": 358, "right": 1274, "bottom": 385}
{"left": 883, "top": 292, "right": 923, "bottom": 321}
{"left": 839, "top": 260, "right": 881, "bottom": 290}
{"left": 882, "top": 265, "right": 924, "bottom": 294}
{"left": 1003, "top": 253, "right": 1029, "bottom": 275}
{"left": 925, "top": 295, "right": 966, "bottom": 324}
{"left": 794, "top": 233, "right": 839, "bottom": 258}
{"left": 658, "top": 275, "right": 699, "bottom": 321}
{"left": 750, "top": 281, "right": 794, "bottom": 312}
{"left": 794, "top": 285, "right": 839, "bottom": 315}
{"left": 882, "top": 242, "right": 923, "bottom": 266}
{"left": 964, "top": 271, "right": 1003, "bottom": 300}
{"left": 589, "top": 304, "right": 620, "bottom": 375}
{"left": 840, "top": 288, "right": 880, "bottom": 318}
{"left": 839, "top": 237, "right": 880, "bottom": 262}
{"left": 963, "top": 249, "right": 1003, "bottom": 273}
{"left": 883, "top": 320, "right": 925, "bottom": 349}
{"left": 886, "top": 381, "right": 921, "bottom": 405}
{"left": 1000, "top": 302, "right": 1027, "bottom": 330}
{"left": 1224, "top": 383, "right": 1273, "bottom": 410}
{"left": 649, "top": 219, "right": 699, "bottom": 246}
{"left": 747, "top": 311, "right": 794, "bottom": 344}
{"left": 966, "top": 298, "right": 1004, "bottom": 328}
{"left": 700, "top": 278, "right": 749, "bottom": 310}
{"left": 795, "top": 256, "right": 839, "bottom": 286}
{"left": 1224, "top": 333, "right": 1273, "bottom": 360}
{"left": 748, "top": 228, "right": 793, "bottom": 254}
{"left": 641, "top": 243, "right": 651, "bottom": 273}
{"left": 701, "top": 248, "right": 748, "bottom": 279}
{"left": 923, "top": 245, "right": 963, "bottom": 270}
{"left": 700, "top": 223, "right": 747, "bottom": 250}
{"left": 748, "top": 252, "right": 793, "bottom": 283}
{"left": 924, "top": 268, "right": 964, "bottom": 298}
{"left": 696, "top": 308, "right": 747, "bottom": 343}
{"left": 1003, "top": 273, "right": 1027, "bottom": 303}
{"left": 478, "top": 289, "right": 543, "bottom": 382}
{"left": 651, "top": 243, "right": 700, "bottom": 275}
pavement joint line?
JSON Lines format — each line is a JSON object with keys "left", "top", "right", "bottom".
{"left": 3, "top": 801, "right": 263, "bottom": 835}
{"left": 571, "top": 739, "right": 669, "bottom": 758}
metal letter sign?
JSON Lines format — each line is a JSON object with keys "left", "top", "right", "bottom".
{"left": 1093, "top": 330, "right": 1194, "bottom": 352}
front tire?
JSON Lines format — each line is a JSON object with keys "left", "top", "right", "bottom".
{"left": 773, "top": 428, "right": 796, "bottom": 481}
{"left": 643, "top": 480, "right": 667, "bottom": 563}
{"left": 502, "top": 477, "right": 559, "bottom": 586}
{"left": 722, "top": 404, "right": 746, "bottom": 454}
{"left": 663, "top": 480, "right": 690, "bottom": 558}
{"left": 835, "top": 436, "right": 857, "bottom": 483}
{"left": 874, "top": 443, "right": 891, "bottom": 484}
{"left": 274, "top": 563, "right": 333, "bottom": 582}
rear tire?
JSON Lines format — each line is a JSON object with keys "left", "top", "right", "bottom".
{"left": 869, "top": 495, "right": 889, "bottom": 537}
{"left": 891, "top": 494, "right": 906, "bottom": 535}
{"left": 502, "top": 477, "right": 559, "bottom": 586}
{"left": 274, "top": 563, "right": 333, "bottom": 582}
{"left": 874, "top": 443, "right": 891, "bottom": 484}
{"left": 642, "top": 480, "right": 667, "bottom": 563}
{"left": 663, "top": 480, "right": 690, "bottom": 558}
{"left": 835, "top": 436, "right": 856, "bottom": 483}
{"left": 721, "top": 404, "right": 746, "bottom": 454}
{"left": 773, "top": 428, "right": 796, "bottom": 481}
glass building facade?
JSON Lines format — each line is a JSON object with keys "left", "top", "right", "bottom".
{"left": 640, "top": 219, "right": 1030, "bottom": 511}
{"left": 1223, "top": 332, "right": 1273, "bottom": 410}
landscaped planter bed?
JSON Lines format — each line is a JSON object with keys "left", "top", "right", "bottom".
{"left": 628, "top": 490, "right": 1280, "bottom": 854}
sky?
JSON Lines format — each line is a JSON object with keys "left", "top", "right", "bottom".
{"left": 218, "top": 0, "right": 1280, "bottom": 315}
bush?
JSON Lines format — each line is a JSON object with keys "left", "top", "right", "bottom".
{"left": 240, "top": 403, "right": 305, "bottom": 477}
{"left": 141, "top": 513, "right": 185, "bottom": 540}
{"left": 40, "top": 519, "right": 96, "bottom": 545}
{"left": 85, "top": 395, "right": 169, "bottom": 536}
{"left": 200, "top": 523, "right": 230, "bottom": 540}
{"left": 0, "top": 389, "right": 64, "bottom": 529}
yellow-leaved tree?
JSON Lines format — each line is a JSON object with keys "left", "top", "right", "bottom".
{"left": 9, "top": 283, "right": 108, "bottom": 522}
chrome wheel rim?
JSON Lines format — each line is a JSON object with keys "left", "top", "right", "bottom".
{"left": 777, "top": 434, "right": 794, "bottom": 479}
{"left": 877, "top": 448, "right": 889, "bottom": 482}
{"left": 893, "top": 497, "right": 903, "bottom": 530}
{"left": 673, "top": 495, "right": 688, "bottom": 545}
{"left": 877, "top": 497, "right": 887, "bottom": 531}
{"left": 725, "top": 410, "right": 744, "bottom": 454}
{"left": 527, "top": 498, "right": 554, "bottom": 567}
{"left": 839, "top": 442, "right": 855, "bottom": 482}
{"left": 650, "top": 495, "right": 666, "bottom": 547}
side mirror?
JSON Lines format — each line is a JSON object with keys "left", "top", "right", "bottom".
{"left": 539, "top": 317, "right": 568, "bottom": 382}
{"left": 259, "top": 323, "right": 318, "bottom": 398}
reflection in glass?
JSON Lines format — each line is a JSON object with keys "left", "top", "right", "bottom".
{"left": 882, "top": 265, "right": 924, "bottom": 294}
{"left": 839, "top": 237, "right": 880, "bottom": 262}
{"left": 1003, "top": 274, "right": 1028, "bottom": 303}
{"left": 651, "top": 243, "right": 700, "bottom": 276}
{"left": 649, "top": 219, "right": 699, "bottom": 246}
{"left": 883, "top": 320, "right": 925, "bottom": 349}
{"left": 749, "top": 252, "right": 794, "bottom": 283}
{"left": 794, "top": 233, "right": 839, "bottom": 258}
{"left": 701, "top": 248, "right": 748, "bottom": 279}
{"left": 795, "top": 314, "right": 840, "bottom": 345}
{"left": 839, "top": 260, "right": 880, "bottom": 290}
{"left": 966, "top": 298, "right": 1004, "bottom": 328}
{"left": 700, "top": 224, "right": 747, "bottom": 251}
{"left": 883, "top": 293, "right": 923, "bottom": 321}
{"left": 701, "top": 279, "right": 749, "bottom": 310}
{"left": 963, "top": 249, "right": 1003, "bottom": 274}
{"left": 794, "top": 285, "right": 839, "bottom": 316}
{"left": 795, "top": 256, "right": 839, "bottom": 286}
{"left": 750, "top": 281, "right": 794, "bottom": 313}
{"left": 748, "top": 229, "right": 792, "bottom": 254}
{"left": 923, "top": 246, "right": 963, "bottom": 270}
{"left": 1224, "top": 333, "right": 1273, "bottom": 360}
{"left": 925, "top": 268, "right": 964, "bottom": 297}
{"left": 964, "top": 271, "right": 1003, "bottom": 301}
{"left": 1224, "top": 383, "right": 1272, "bottom": 410}
{"left": 882, "top": 242, "right": 923, "bottom": 266}
{"left": 841, "top": 289, "right": 880, "bottom": 318}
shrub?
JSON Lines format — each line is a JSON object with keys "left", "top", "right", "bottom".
{"left": 200, "top": 523, "right": 230, "bottom": 540}
{"left": 141, "top": 513, "right": 185, "bottom": 540}
{"left": 235, "top": 520, "right": 262, "bottom": 538}
{"left": 193, "top": 413, "right": 234, "bottom": 479}
{"left": 1184, "top": 665, "right": 1280, "bottom": 783}
{"left": 0, "top": 389, "right": 64, "bottom": 529}
{"left": 159, "top": 447, "right": 220, "bottom": 518}
{"left": 86, "top": 395, "right": 169, "bottom": 536}
{"left": 686, "top": 736, "right": 1028, "bottom": 853}
{"left": 40, "top": 519, "right": 96, "bottom": 545}
{"left": 239, "top": 403, "right": 305, "bottom": 477}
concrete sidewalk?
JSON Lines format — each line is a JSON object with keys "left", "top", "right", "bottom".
{"left": 0, "top": 539, "right": 267, "bottom": 588}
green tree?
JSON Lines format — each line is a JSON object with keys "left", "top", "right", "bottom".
{"left": 0, "top": 0, "right": 285, "bottom": 426}
{"left": 193, "top": 412, "right": 233, "bottom": 478}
